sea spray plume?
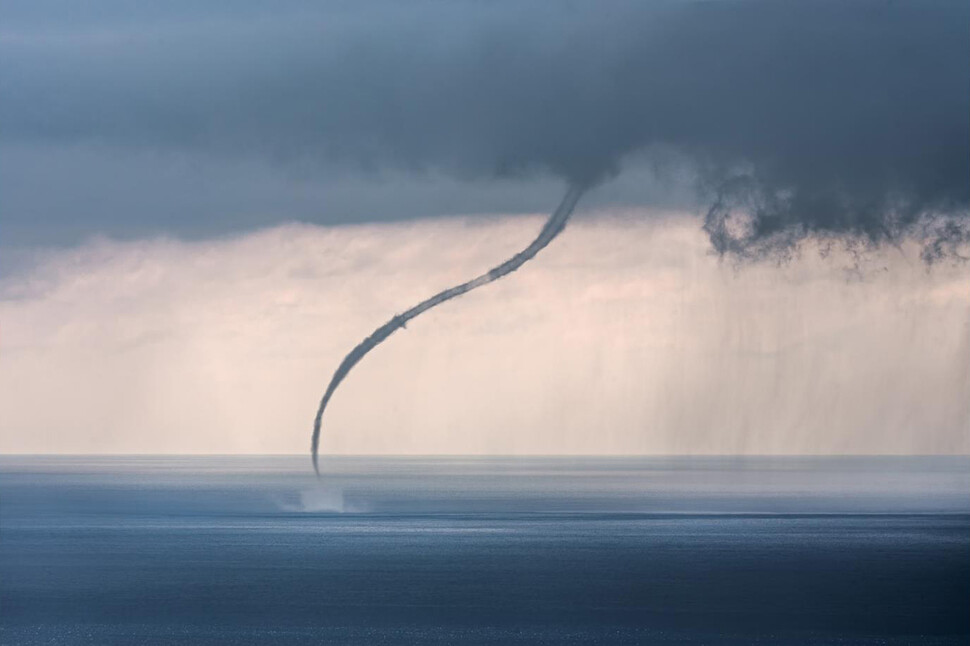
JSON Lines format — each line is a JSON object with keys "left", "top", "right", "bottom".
{"left": 311, "top": 184, "right": 585, "bottom": 475}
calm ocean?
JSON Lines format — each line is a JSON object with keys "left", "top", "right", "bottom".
{"left": 1, "top": 456, "right": 968, "bottom": 644}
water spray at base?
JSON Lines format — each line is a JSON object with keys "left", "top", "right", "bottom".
{"left": 311, "top": 184, "right": 585, "bottom": 475}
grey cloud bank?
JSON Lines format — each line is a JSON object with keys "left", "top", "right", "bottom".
{"left": 2, "top": 0, "right": 968, "bottom": 255}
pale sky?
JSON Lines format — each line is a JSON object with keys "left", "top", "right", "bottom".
{"left": 2, "top": 209, "right": 967, "bottom": 454}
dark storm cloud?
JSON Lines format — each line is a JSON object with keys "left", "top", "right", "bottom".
{"left": 2, "top": 0, "right": 967, "bottom": 255}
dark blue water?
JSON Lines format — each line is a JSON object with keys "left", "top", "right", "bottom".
{"left": 1, "top": 456, "right": 968, "bottom": 644}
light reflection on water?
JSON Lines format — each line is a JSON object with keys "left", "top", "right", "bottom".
{"left": 2, "top": 455, "right": 968, "bottom": 517}
{"left": 1, "top": 456, "right": 968, "bottom": 645}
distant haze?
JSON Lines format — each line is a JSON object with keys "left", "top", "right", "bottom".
{"left": 2, "top": 211, "right": 966, "bottom": 455}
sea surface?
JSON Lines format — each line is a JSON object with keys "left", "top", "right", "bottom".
{"left": 1, "top": 455, "right": 968, "bottom": 645}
